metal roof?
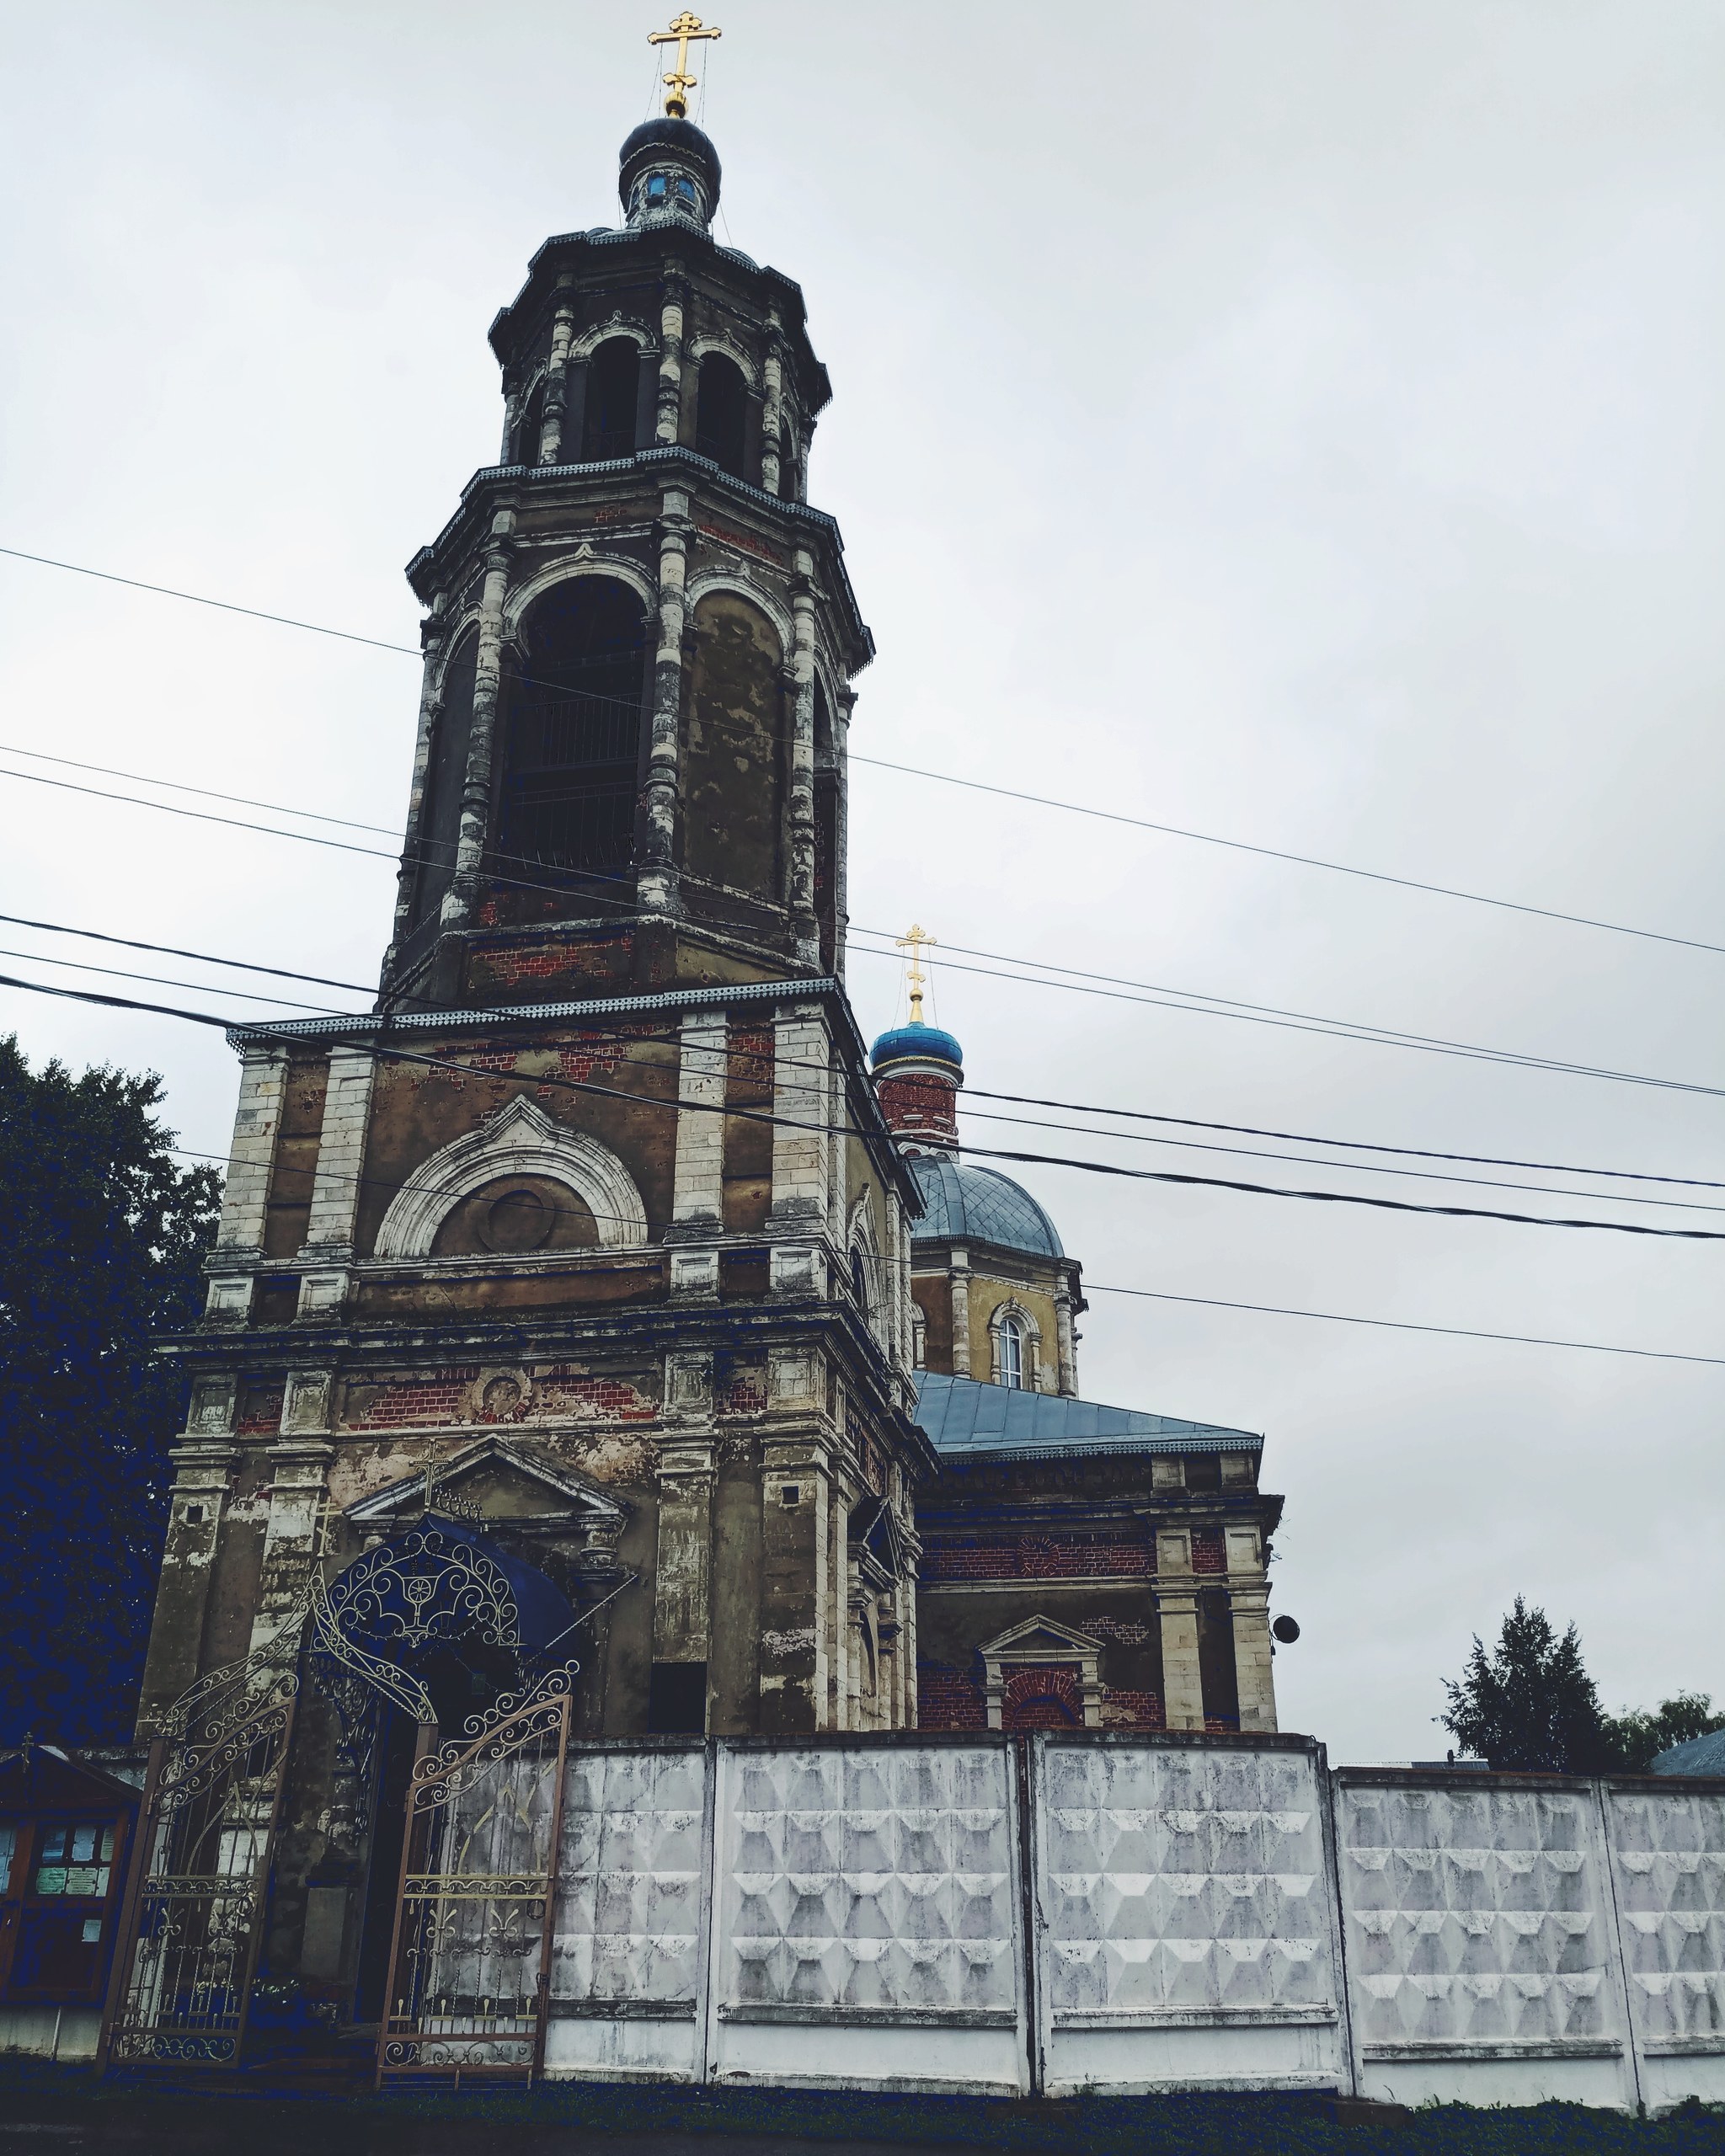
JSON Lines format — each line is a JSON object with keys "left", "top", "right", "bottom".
{"left": 913, "top": 1371, "right": 1260, "bottom": 1461}
{"left": 1653, "top": 1728, "right": 1725, "bottom": 1777}
{"left": 910, "top": 1155, "right": 1064, "bottom": 1258}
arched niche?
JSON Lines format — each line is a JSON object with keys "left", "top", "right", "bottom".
{"left": 681, "top": 591, "right": 784, "bottom": 905}
{"left": 695, "top": 351, "right": 748, "bottom": 480}
{"left": 374, "top": 1096, "right": 649, "bottom": 1259}
{"left": 499, "top": 574, "right": 647, "bottom": 887}
{"left": 583, "top": 336, "right": 641, "bottom": 461}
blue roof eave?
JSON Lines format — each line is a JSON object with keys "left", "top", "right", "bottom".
{"left": 912, "top": 1372, "right": 1260, "bottom": 1461}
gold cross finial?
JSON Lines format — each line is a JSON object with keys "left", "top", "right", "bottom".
{"left": 895, "top": 923, "right": 936, "bottom": 1025}
{"left": 649, "top": 11, "right": 722, "bottom": 120}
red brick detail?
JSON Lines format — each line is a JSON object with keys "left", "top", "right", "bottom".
{"left": 728, "top": 1028, "right": 774, "bottom": 1091}
{"left": 916, "top": 1663, "right": 987, "bottom": 1732}
{"left": 472, "top": 939, "right": 622, "bottom": 985}
{"left": 1192, "top": 1529, "right": 1226, "bottom": 1575}
{"left": 532, "top": 1374, "right": 655, "bottom": 1422}
{"left": 876, "top": 1074, "right": 957, "bottom": 1143}
{"left": 1101, "top": 1688, "right": 1165, "bottom": 1730}
{"left": 1205, "top": 1716, "right": 1242, "bottom": 1735}
{"left": 922, "top": 1537, "right": 1150, "bottom": 1582}
{"left": 347, "top": 1369, "right": 479, "bottom": 1429}
{"left": 718, "top": 1365, "right": 767, "bottom": 1417}
{"left": 392, "top": 1028, "right": 655, "bottom": 1093}
{"left": 1091, "top": 1618, "right": 1154, "bottom": 1645}
{"left": 236, "top": 1385, "right": 285, "bottom": 1436}
{"left": 1001, "top": 1665, "right": 1082, "bottom": 1732}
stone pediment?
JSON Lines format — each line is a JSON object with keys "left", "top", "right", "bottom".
{"left": 345, "top": 1433, "right": 630, "bottom": 1557}
{"left": 978, "top": 1614, "right": 1103, "bottom": 1662}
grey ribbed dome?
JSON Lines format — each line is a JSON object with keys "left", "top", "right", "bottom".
{"left": 909, "top": 1155, "right": 1064, "bottom": 1258}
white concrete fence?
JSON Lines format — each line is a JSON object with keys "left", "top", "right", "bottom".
{"left": 4, "top": 1730, "right": 1719, "bottom": 2111}
{"left": 547, "top": 1732, "right": 1725, "bottom": 2111}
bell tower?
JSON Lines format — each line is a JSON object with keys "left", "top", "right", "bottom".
{"left": 386, "top": 88, "right": 864, "bottom": 1011}
{"left": 138, "top": 35, "right": 930, "bottom": 1775}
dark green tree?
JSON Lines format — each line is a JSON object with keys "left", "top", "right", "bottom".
{"left": 0, "top": 1035, "right": 221, "bottom": 1745}
{"left": 1601, "top": 1693, "right": 1725, "bottom": 1773}
{"left": 1439, "top": 1597, "right": 1615, "bottom": 1773}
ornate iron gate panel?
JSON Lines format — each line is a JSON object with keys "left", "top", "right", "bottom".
{"left": 377, "top": 1676, "right": 573, "bottom": 2084}
{"left": 99, "top": 1662, "right": 297, "bottom": 2068}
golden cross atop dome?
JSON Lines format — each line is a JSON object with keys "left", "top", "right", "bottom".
{"left": 649, "top": 12, "right": 721, "bottom": 120}
{"left": 895, "top": 923, "right": 937, "bottom": 1025}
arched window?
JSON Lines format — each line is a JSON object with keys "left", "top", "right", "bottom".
{"left": 500, "top": 577, "right": 646, "bottom": 883}
{"left": 515, "top": 379, "right": 547, "bottom": 467}
{"left": 696, "top": 353, "right": 748, "bottom": 479}
{"left": 850, "top": 1247, "right": 870, "bottom": 1319}
{"left": 583, "top": 338, "right": 638, "bottom": 462}
{"left": 998, "top": 1313, "right": 1027, "bottom": 1390}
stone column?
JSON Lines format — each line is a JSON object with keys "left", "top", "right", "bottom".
{"left": 655, "top": 268, "right": 686, "bottom": 446}
{"left": 1055, "top": 1287, "right": 1078, "bottom": 1397}
{"left": 296, "top": 1047, "right": 377, "bottom": 1319}
{"left": 831, "top": 688, "right": 853, "bottom": 980}
{"left": 1226, "top": 1525, "right": 1278, "bottom": 1732}
{"left": 537, "top": 287, "right": 579, "bottom": 464}
{"left": 135, "top": 1374, "right": 241, "bottom": 1735}
{"left": 638, "top": 488, "right": 691, "bottom": 915}
{"left": 653, "top": 1351, "right": 716, "bottom": 1690}
{"left": 948, "top": 1249, "right": 972, "bottom": 1377}
{"left": 759, "top": 1350, "right": 830, "bottom": 1734}
{"left": 439, "top": 509, "right": 515, "bottom": 945}
{"left": 248, "top": 1369, "right": 337, "bottom": 1652}
{"left": 760, "top": 323, "right": 785, "bottom": 496}
{"left": 767, "top": 1003, "right": 831, "bottom": 1299}
{"left": 1155, "top": 1528, "right": 1205, "bottom": 1730}
{"left": 787, "top": 552, "right": 820, "bottom": 965}
{"left": 385, "top": 600, "right": 446, "bottom": 978}
{"left": 206, "top": 1045, "right": 289, "bottom": 1323}
{"left": 667, "top": 1011, "right": 725, "bottom": 1298}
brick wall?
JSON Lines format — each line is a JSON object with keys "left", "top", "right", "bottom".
{"left": 1192, "top": 1528, "right": 1227, "bottom": 1574}
{"left": 916, "top": 1662, "right": 987, "bottom": 1731}
{"left": 923, "top": 1536, "right": 1151, "bottom": 1581}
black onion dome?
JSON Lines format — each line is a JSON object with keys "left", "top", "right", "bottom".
{"left": 618, "top": 117, "right": 722, "bottom": 213}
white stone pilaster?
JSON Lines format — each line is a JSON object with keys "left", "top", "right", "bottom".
{"left": 296, "top": 1047, "right": 377, "bottom": 1318}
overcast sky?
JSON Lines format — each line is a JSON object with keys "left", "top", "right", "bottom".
{"left": 3, "top": 1, "right": 1722, "bottom": 1762}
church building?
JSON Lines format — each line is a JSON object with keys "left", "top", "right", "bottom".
{"left": 119, "top": 56, "right": 1289, "bottom": 2062}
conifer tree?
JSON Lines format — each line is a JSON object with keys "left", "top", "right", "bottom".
{"left": 0, "top": 1036, "right": 221, "bottom": 1744}
{"left": 1440, "top": 1597, "right": 1614, "bottom": 1773}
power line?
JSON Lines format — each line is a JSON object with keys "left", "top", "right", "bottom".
{"left": 7, "top": 967, "right": 1725, "bottom": 1241}
{"left": 1083, "top": 1283, "right": 1725, "bottom": 1370}
{"left": 6, "top": 540, "right": 1722, "bottom": 963}
{"left": 13, "top": 910, "right": 1723, "bottom": 1203}
{"left": 959, "top": 1087, "right": 1725, "bottom": 1194}
{"left": 0, "top": 546, "right": 422, "bottom": 658}
{"left": 955, "top": 1105, "right": 1725, "bottom": 1215}
{"left": 154, "top": 1135, "right": 1725, "bottom": 1371}
{"left": 846, "top": 936, "right": 1725, "bottom": 1103}
{"left": 6, "top": 753, "right": 1722, "bottom": 1107}
{"left": 0, "top": 913, "right": 382, "bottom": 999}
{"left": 849, "top": 756, "right": 1725, "bottom": 963}
{"left": 0, "top": 943, "right": 362, "bottom": 1016}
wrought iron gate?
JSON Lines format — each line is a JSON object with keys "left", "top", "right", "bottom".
{"left": 99, "top": 1655, "right": 298, "bottom": 2067}
{"left": 376, "top": 1673, "right": 573, "bottom": 2084}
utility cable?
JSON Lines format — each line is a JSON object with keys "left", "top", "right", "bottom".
{"left": 6, "top": 541, "right": 1723, "bottom": 961}
{"left": 1081, "top": 1283, "right": 1725, "bottom": 1370}
{"left": 7, "top": 969, "right": 1725, "bottom": 1240}
{"left": 6, "top": 755, "right": 1722, "bottom": 1105}
{"left": 13, "top": 909, "right": 1725, "bottom": 1212}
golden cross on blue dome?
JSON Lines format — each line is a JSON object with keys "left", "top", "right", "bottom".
{"left": 649, "top": 12, "right": 721, "bottom": 120}
{"left": 895, "top": 923, "right": 936, "bottom": 1025}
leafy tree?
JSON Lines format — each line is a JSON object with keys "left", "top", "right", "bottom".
{"left": 1439, "top": 1597, "right": 1616, "bottom": 1773}
{"left": 1601, "top": 1693, "right": 1725, "bottom": 1773}
{"left": 0, "top": 1036, "right": 221, "bottom": 1746}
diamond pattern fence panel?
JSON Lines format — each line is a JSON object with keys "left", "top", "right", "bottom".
{"left": 1030, "top": 1735, "right": 1347, "bottom": 2095}
{"left": 546, "top": 1742, "right": 713, "bottom": 2082}
{"left": 1603, "top": 1780, "right": 1725, "bottom": 2109}
{"left": 1334, "top": 1771, "right": 1637, "bottom": 2111}
{"left": 708, "top": 1737, "right": 1028, "bottom": 2094}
